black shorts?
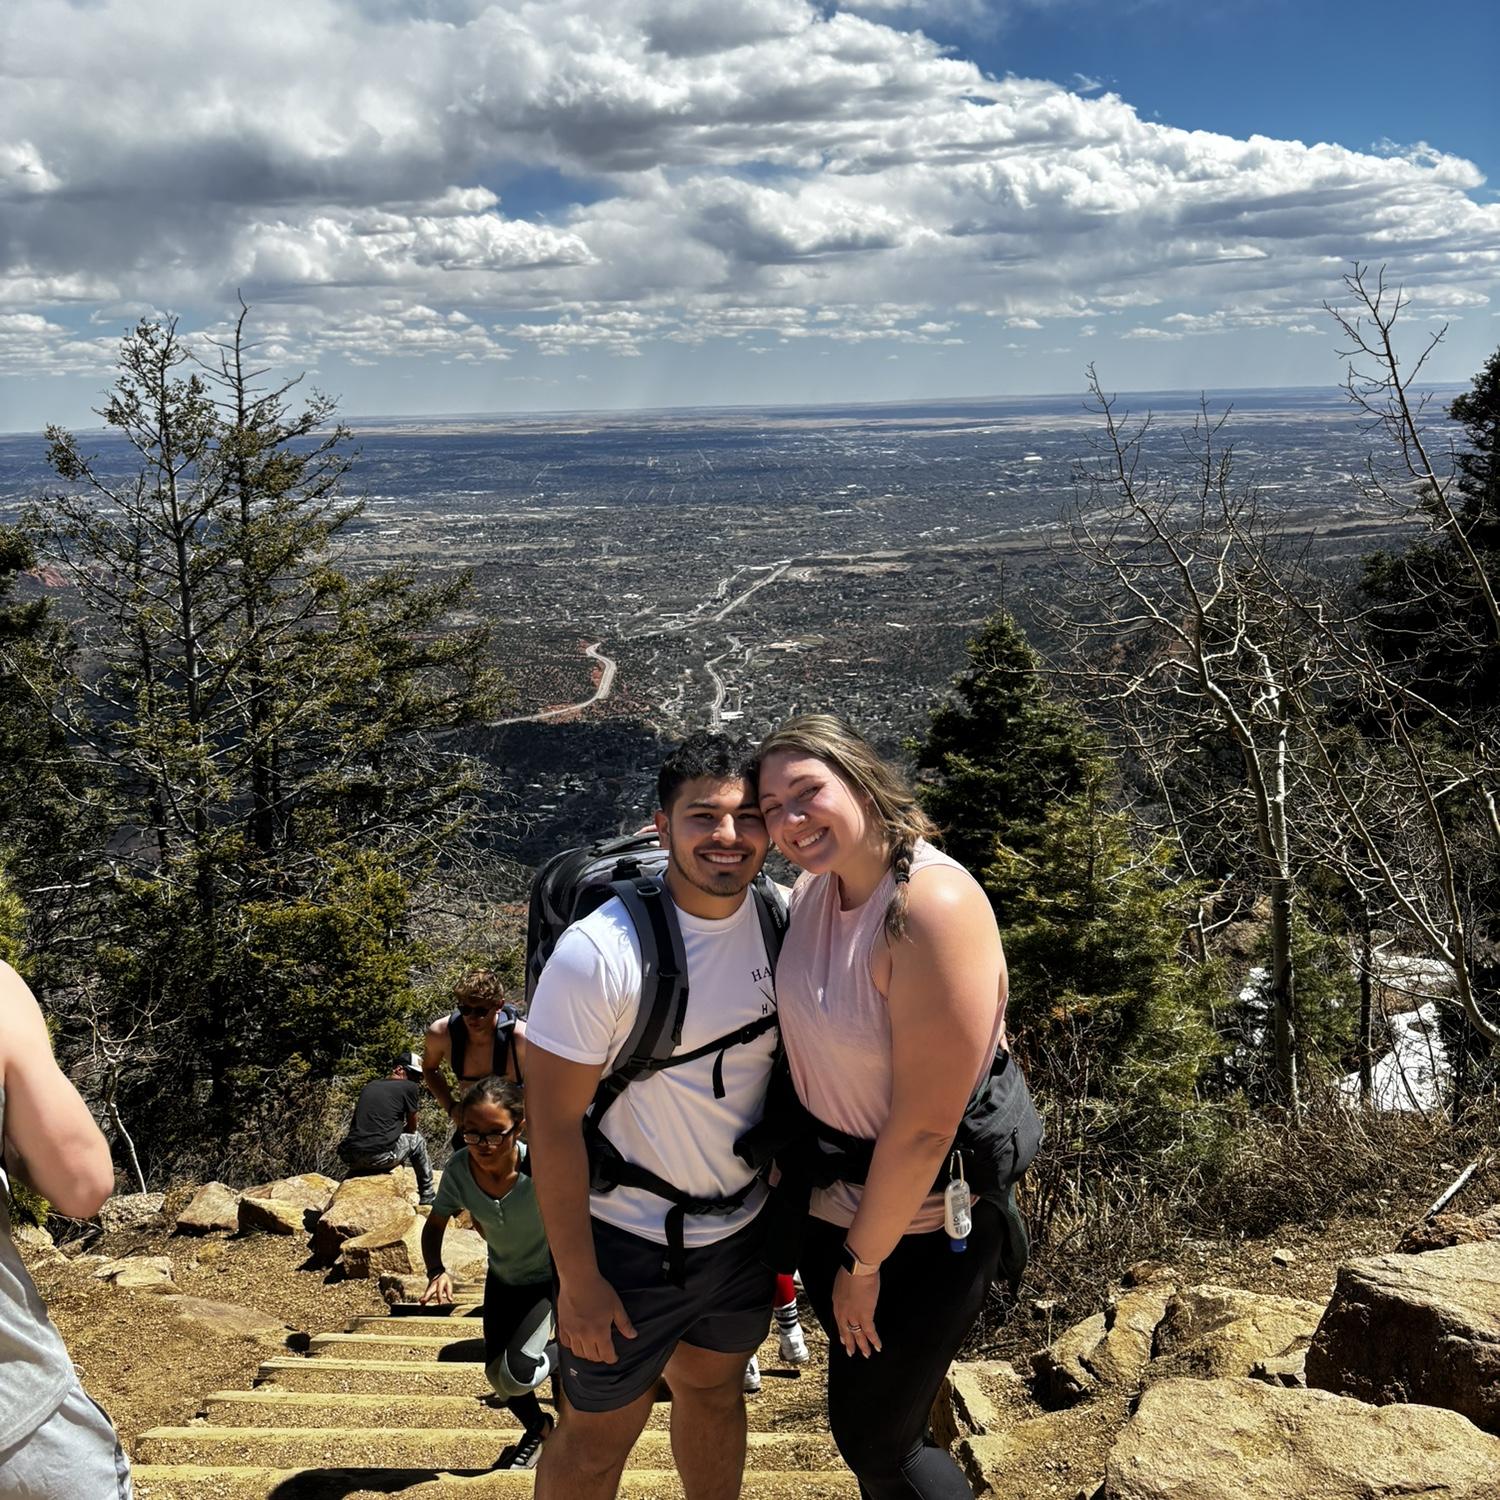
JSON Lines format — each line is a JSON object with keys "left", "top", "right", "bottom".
{"left": 560, "top": 1214, "right": 773, "bottom": 1413}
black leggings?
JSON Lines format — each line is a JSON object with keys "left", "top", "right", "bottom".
{"left": 482, "top": 1273, "right": 555, "bottom": 1432}
{"left": 799, "top": 1199, "right": 1004, "bottom": 1500}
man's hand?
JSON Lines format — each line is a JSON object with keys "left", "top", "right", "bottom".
{"left": 421, "top": 1271, "right": 454, "bottom": 1306}
{"left": 557, "top": 1268, "right": 637, "bottom": 1364}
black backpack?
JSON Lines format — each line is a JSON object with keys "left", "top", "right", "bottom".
{"left": 525, "top": 832, "right": 789, "bottom": 1281}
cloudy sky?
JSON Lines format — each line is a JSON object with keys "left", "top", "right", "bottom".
{"left": 3, "top": 0, "right": 1498, "bottom": 429}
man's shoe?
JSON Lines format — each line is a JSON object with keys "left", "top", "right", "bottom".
{"left": 742, "top": 1354, "right": 761, "bottom": 1394}
{"left": 418, "top": 1190, "right": 436, "bottom": 1206}
{"left": 495, "top": 1416, "right": 552, "bottom": 1470}
{"left": 778, "top": 1322, "right": 809, "bottom": 1366}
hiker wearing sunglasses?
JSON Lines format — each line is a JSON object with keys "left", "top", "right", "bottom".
{"left": 422, "top": 970, "right": 527, "bottom": 1126}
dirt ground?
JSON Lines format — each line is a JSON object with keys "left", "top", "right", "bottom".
{"left": 21, "top": 1167, "right": 1493, "bottom": 1499}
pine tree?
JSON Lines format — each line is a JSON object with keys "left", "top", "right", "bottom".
{"left": 32, "top": 313, "right": 507, "bottom": 1165}
{"left": 915, "top": 608, "right": 1094, "bottom": 891}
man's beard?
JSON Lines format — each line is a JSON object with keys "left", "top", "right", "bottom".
{"left": 669, "top": 842, "right": 757, "bottom": 899}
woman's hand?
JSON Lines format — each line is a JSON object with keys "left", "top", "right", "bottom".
{"left": 832, "top": 1267, "right": 882, "bottom": 1358}
{"left": 421, "top": 1270, "right": 453, "bottom": 1306}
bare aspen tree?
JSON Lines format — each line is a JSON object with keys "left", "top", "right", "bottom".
{"left": 1254, "top": 267, "right": 1500, "bottom": 1066}
{"left": 1051, "top": 371, "right": 1333, "bottom": 1107}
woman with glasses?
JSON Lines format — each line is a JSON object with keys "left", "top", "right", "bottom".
{"left": 421, "top": 1076, "right": 556, "bottom": 1470}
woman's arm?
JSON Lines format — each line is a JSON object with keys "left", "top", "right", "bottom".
{"left": 835, "top": 868, "right": 1004, "bottom": 1353}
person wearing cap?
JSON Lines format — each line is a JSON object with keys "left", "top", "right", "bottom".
{"left": 336, "top": 1055, "right": 436, "bottom": 1205}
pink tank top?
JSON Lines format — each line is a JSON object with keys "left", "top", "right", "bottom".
{"left": 776, "top": 839, "right": 1007, "bottom": 1232}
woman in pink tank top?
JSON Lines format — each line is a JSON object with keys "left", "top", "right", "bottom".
{"left": 756, "top": 714, "right": 1013, "bottom": 1500}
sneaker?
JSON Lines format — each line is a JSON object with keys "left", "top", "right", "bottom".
{"left": 742, "top": 1354, "right": 761, "bottom": 1394}
{"left": 495, "top": 1416, "right": 552, "bottom": 1470}
{"left": 778, "top": 1322, "right": 809, "bottom": 1366}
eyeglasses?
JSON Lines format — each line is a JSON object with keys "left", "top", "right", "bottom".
{"left": 461, "top": 1125, "right": 521, "bottom": 1148}
{"left": 456, "top": 1004, "right": 497, "bottom": 1019}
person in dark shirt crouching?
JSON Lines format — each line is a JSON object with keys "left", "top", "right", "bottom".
{"left": 337, "top": 1053, "right": 436, "bottom": 1205}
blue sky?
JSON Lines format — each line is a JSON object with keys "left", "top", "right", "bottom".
{"left": 1, "top": 0, "right": 1496, "bottom": 429}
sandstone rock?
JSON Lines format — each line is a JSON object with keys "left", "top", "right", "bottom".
{"left": 1396, "top": 1205, "right": 1500, "bottom": 1254}
{"left": 339, "top": 1209, "right": 422, "bottom": 1278}
{"left": 97, "top": 1191, "right": 167, "bottom": 1234}
{"left": 1034, "top": 1286, "right": 1175, "bottom": 1405}
{"left": 1270, "top": 1248, "right": 1294, "bottom": 1267}
{"left": 1305, "top": 1240, "right": 1500, "bottom": 1432}
{"left": 1121, "top": 1261, "right": 1171, "bottom": 1288}
{"left": 959, "top": 1409, "right": 1100, "bottom": 1499}
{"left": 174, "top": 1181, "right": 241, "bottom": 1235}
{"left": 1104, "top": 1377, "right": 1500, "bottom": 1500}
{"left": 93, "top": 1254, "right": 175, "bottom": 1291}
{"left": 947, "top": 1360, "right": 1025, "bottom": 1436}
{"left": 1148, "top": 1285, "right": 1323, "bottom": 1382}
{"left": 1249, "top": 1345, "right": 1308, "bottom": 1388}
{"left": 243, "top": 1173, "right": 338, "bottom": 1212}
{"left": 237, "top": 1195, "right": 310, "bottom": 1236}
{"left": 313, "top": 1169, "right": 419, "bottom": 1261}
{"left": 158, "top": 1294, "right": 297, "bottom": 1344}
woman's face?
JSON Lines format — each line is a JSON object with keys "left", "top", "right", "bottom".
{"left": 757, "top": 749, "right": 873, "bottom": 874}
{"left": 460, "top": 1098, "right": 522, "bottom": 1169}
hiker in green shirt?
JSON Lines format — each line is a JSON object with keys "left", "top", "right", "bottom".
{"left": 422, "top": 1076, "right": 555, "bottom": 1469}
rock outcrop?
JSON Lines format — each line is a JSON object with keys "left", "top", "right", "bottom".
{"left": 1148, "top": 1285, "right": 1323, "bottom": 1382}
{"left": 1105, "top": 1377, "right": 1500, "bottom": 1500}
{"left": 1396, "top": 1205, "right": 1500, "bottom": 1254}
{"left": 1305, "top": 1239, "right": 1500, "bottom": 1431}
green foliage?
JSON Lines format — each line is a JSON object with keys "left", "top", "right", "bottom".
{"left": 0, "top": 862, "right": 24, "bottom": 970}
{"left": 996, "top": 776, "right": 1220, "bottom": 1148}
{"left": 915, "top": 608, "right": 1095, "bottom": 888}
{"left": 27, "top": 312, "right": 508, "bottom": 1173}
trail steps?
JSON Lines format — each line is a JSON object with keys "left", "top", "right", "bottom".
{"left": 131, "top": 1284, "right": 856, "bottom": 1499}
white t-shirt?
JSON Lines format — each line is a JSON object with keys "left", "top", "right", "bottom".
{"left": 525, "top": 891, "right": 777, "bottom": 1247}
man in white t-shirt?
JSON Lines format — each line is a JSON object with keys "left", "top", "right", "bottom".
{"left": 526, "top": 733, "right": 778, "bottom": 1500}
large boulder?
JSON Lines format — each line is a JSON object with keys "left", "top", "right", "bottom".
{"left": 236, "top": 1173, "right": 338, "bottom": 1236}
{"left": 959, "top": 1409, "right": 1100, "bottom": 1498}
{"left": 1104, "top": 1377, "right": 1500, "bottom": 1500}
{"left": 174, "top": 1182, "right": 241, "bottom": 1235}
{"left": 1305, "top": 1240, "right": 1500, "bottom": 1431}
{"left": 1033, "top": 1285, "right": 1175, "bottom": 1405}
{"left": 313, "top": 1169, "right": 419, "bottom": 1261}
{"left": 93, "top": 1254, "right": 176, "bottom": 1292}
{"left": 1148, "top": 1285, "right": 1323, "bottom": 1382}
{"left": 339, "top": 1211, "right": 422, "bottom": 1279}
{"left": 98, "top": 1191, "right": 167, "bottom": 1234}
{"left": 158, "top": 1294, "right": 299, "bottom": 1345}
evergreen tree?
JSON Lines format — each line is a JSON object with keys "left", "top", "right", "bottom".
{"left": 915, "top": 608, "right": 1094, "bottom": 890}
{"left": 31, "top": 313, "right": 506, "bottom": 1166}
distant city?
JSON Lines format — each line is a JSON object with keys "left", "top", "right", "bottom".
{"left": 1, "top": 387, "right": 1423, "bottom": 862}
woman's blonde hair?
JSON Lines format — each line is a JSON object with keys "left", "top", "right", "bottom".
{"left": 755, "top": 713, "right": 937, "bottom": 941}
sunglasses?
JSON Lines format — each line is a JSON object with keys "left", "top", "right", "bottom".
{"left": 461, "top": 1124, "right": 521, "bottom": 1148}
{"left": 456, "top": 1004, "right": 498, "bottom": 1019}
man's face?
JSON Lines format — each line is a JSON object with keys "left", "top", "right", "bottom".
{"left": 455, "top": 997, "right": 500, "bottom": 1038}
{"left": 655, "top": 775, "right": 769, "bottom": 909}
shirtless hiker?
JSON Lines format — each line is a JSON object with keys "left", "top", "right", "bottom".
{"left": 423, "top": 971, "right": 526, "bottom": 1125}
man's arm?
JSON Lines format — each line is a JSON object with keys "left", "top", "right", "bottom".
{"left": 421, "top": 1018, "right": 458, "bottom": 1120}
{"left": 0, "top": 963, "right": 116, "bottom": 1217}
{"left": 525, "top": 1043, "right": 636, "bottom": 1363}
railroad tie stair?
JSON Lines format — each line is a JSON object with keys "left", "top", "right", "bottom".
{"left": 130, "top": 1280, "right": 860, "bottom": 1498}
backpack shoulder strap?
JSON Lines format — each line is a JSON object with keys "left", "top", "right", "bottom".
{"left": 496, "top": 1004, "right": 521, "bottom": 1083}
{"left": 587, "top": 877, "right": 688, "bottom": 1129}
{"left": 447, "top": 1008, "right": 466, "bottom": 1079}
{"left": 749, "top": 878, "right": 788, "bottom": 974}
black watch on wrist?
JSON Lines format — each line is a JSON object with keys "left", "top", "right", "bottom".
{"left": 838, "top": 1241, "right": 879, "bottom": 1277}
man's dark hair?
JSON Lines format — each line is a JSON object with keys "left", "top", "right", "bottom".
{"left": 657, "top": 731, "right": 757, "bottom": 813}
